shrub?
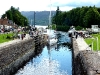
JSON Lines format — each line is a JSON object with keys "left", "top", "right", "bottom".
{"left": 75, "top": 26, "right": 83, "bottom": 30}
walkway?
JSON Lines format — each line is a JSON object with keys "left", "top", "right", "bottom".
{"left": 75, "top": 37, "right": 100, "bottom": 56}
{"left": 74, "top": 37, "right": 100, "bottom": 75}
{"left": 76, "top": 37, "right": 91, "bottom": 51}
{"left": 0, "top": 34, "right": 31, "bottom": 48}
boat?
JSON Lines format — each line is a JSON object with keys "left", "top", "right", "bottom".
{"left": 68, "top": 26, "right": 75, "bottom": 33}
{"left": 48, "top": 30, "right": 57, "bottom": 46}
{"left": 49, "top": 37, "right": 57, "bottom": 46}
{"left": 68, "top": 26, "right": 76, "bottom": 37}
{"left": 43, "top": 29, "right": 57, "bottom": 46}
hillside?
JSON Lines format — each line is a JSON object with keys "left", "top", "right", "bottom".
{"left": 21, "top": 11, "right": 56, "bottom": 25}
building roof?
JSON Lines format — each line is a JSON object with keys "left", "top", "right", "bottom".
{"left": 0, "top": 19, "right": 14, "bottom": 26}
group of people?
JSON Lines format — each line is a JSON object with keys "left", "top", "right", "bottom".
{"left": 28, "top": 30, "right": 42, "bottom": 38}
{"left": 14, "top": 27, "right": 44, "bottom": 40}
{"left": 18, "top": 33, "right": 26, "bottom": 40}
{"left": 74, "top": 31, "right": 85, "bottom": 39}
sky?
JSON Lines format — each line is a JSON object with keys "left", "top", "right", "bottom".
{"left": 0, "top": 0, "right": 100, "bottom": 16}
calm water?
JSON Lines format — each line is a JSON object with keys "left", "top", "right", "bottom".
{"left": 15, "top": 31, "right": 72, "bottom": 75}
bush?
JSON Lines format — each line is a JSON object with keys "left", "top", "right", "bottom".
{"left": 6, "top": 35, "right": 11, "bottom": 39}
{"left": 75, "top": 26, "right": 83, "bottom": 30}
{"left": 56, "top": 25, "right": 70, "bottom": 31}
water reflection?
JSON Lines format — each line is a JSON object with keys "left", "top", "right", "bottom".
{"left": 33, "top": 44, "right": 44, "bottom": 58}
{"left": 16, "top": 58, "right": 68, "bottom": 75}
{"left": 57, "top": 32, "right": 71, "bottom": 42}
{"left": 57, "top": 31, "right": 72, "bottom": 50}
{"left": 47, "top": 43, "right": 57, "bottom": 51}
{"left": 15, "top": 31, "right": 72, "bottom": 75}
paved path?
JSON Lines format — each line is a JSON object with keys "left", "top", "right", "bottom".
{"left": 76, "top": 37, "right": 91, "bottom": 51}
{"left": 76, "top": 37, "right": 100, "bottom": 58}
{"left": 0, "top": 34, "right": 31, "bottom": 48}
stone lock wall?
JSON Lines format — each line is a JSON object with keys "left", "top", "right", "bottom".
{"left": 72, "top": 38, "right": 100, "bottom": 75}
{"left": 0, "top": 38, "right": 35, "bottom": 75}
{"left": 0, "top": 34, "right": 48, "bottom": 75}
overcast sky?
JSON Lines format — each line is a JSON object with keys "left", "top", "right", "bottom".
{"left": 0, "top": 0, "right": 100, "bottom": 16}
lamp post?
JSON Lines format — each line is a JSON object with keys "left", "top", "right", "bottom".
{"left": 31, "top": 19, "right": 32, "bottom": 26}
{"left": 34, "top": 11, "right": 36, "bottom": 27}
{"left": 24, "top": 20, "right": 26, "bottom": 27}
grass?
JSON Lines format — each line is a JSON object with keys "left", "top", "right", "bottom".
{"left": 0, "top": 31, "right": 27, "bottom": 43}
{"left": 84, "top": 33, "right": 100, "bottom": 51}
{"left": 0, "top": 32, "right": 14, "bottom": 43}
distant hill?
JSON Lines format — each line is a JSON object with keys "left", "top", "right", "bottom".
{"left": 21, "top": 11, "right": 56, "bottom": 26}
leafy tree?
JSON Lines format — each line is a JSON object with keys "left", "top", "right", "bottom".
{"left": 1, "top": 14, "right": 6, "bottom": 19}
{"left": 1, "top": 6, "right": 29, "bottom": 26}
{"left": 52, "top": 6, "right": 61, "bottom": 25}
{"left": 79, "top": 6, "right": 89, "bottom": 27}
{"left": 83, "top": 7, "right": 100, "bottom": 27}
{"left": 75, "top": 26, "right": 83, "bottom": 30}
{"left": 6, "top": 10, "right": 13, "bottom": 20}
{"left": 52, "top": 6, "right": 100, "bottom": 31}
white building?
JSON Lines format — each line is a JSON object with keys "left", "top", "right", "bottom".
{"left": 91, "top": 25, "right": 99, "bottom": 33}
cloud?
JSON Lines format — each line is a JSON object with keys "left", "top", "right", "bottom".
{"left": 51, "top": 0, "right": 100, "bottom": 8}
{"left": 0, "top": 0, "right": 100, "bottom": 16}
{"left": 65, "top": 1, "right": 100, "bottom": 7}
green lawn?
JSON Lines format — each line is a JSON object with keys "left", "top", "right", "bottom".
{"left": 84, "top": 33, "right": 100, "bottom": 51}
{"left": 0, "top": 32, "right": 14, "bottom": 43}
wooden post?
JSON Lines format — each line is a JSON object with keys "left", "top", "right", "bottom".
{"left": 92, "top": 42, "right": 93, "bottom": 51}
{"left": 97, "top": 37, "right": 98, "bottom": 50}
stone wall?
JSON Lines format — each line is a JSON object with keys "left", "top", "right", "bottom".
{"left": 72, "top": 38, "right": 79, "bottom": 75}
{"left": 72, "top": 38, "right": 100, "bottom": 75}
{"left": 0, "top": 35, "right": 47, "bottom": 75}
{"left": 0, "top": 38, "right": 35, "bottom": 75}
{"left": 75, "top": 50, "right": 100, "bottom": 75}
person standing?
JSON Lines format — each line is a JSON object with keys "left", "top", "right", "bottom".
{"left": 76, "top": 32, "right": 78, "bottom": 39}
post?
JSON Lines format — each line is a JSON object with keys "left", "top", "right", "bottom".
{"left": 92, "top": 42, "right": 93, "bottom": 51}
{"left": 31, "top": 19, "right": 32, "bottom": 26}
{"left": 49, "top": 0, "right": 52, "bottom": 29}
{"left": 97, "top": 37, "right": 98, "bottom": 50}
{"left": 34, "top": 11, "right": 35, "bottom": 27}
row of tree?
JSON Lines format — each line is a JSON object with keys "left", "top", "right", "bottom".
{"left": 52, "top": 6, "right": 100, "bottom": 29}
{"left": 1, "top": 6, "right": 29, "bottom": 27}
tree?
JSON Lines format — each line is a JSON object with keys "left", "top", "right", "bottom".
{"left": 52, "top": 6, "right": 100, "bottom": 30}
{"left": 52, "top": 6, "right": 61, "bottom": 25}
{"left": 6, "top": 10, "right": 13, "bottom": 20}
{"left": 83, "top": 7, "right": 100, "bottom": 27}
{"left": 1, "top": 6, "right": 29, "bottom": 26}
{"left": 1, "top": 14, "right": 6, "bottom": 19}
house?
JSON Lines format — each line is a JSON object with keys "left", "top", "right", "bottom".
{"left": 91, "top": 25, "right": 99, "bottom": 33}
{"left": 0, "top": 19, "right": 9, "bottom": 30}
{"left": 8, "top": 20, "right": 13, "bottom": 25}
{"left": 0, "top": 17, "right": 18, "bottom": 32}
